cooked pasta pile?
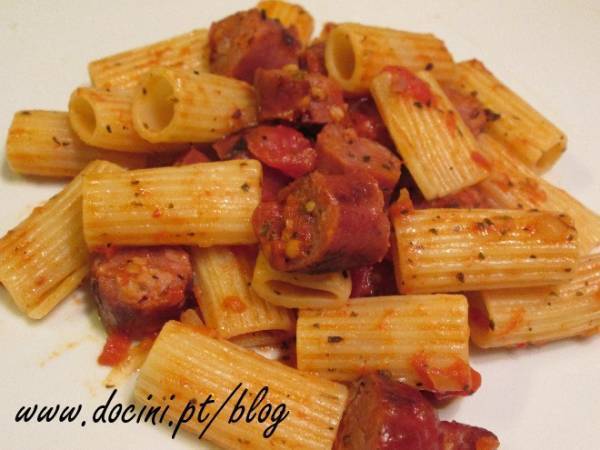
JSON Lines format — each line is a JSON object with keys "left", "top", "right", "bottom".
{"left": 2, "top": 1, "right": 598, "bottom": 449}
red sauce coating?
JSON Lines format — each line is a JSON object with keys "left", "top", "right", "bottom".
{"left": 384, "top": 66, "right": 434, "bottom": 106}
{"left": 410, "top": 352, "right": 479, "bottom": 395}
{"left": 97, "top": 333, "right": 131, "bottom": 366}
{"left": 208, "top": 9, "right": 300, "bottom": 83}
{"left": 470, "top": 151, "right": 493, "bottom": 171}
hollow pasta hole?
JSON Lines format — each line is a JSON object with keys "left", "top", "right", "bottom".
{"left": 136, "top": 75, "right": 175, "bottom": 132}
{"left": 330, "top": 29, "right": 356, "bottom": 80}
{"left": 70, "top": 97, "right": 96, "bottom": 138}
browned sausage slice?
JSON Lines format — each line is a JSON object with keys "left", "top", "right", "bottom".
{"left": 334, "top": 372, "right": 441, "bottom": 450}
{"left": 334, "top": 373, "right": 500, "bottom": 450}
{"left": 252, "top": 171, "right": 390, "bottom": 273}
{"left": 439, "top": 421, "right": 500, "bottom": 450}
{"left": 90, "top": 246, "right": 192, "bottom": 339}
{"left": 316, "top": 124, "right": 401, "bottom": 201}
{"left": 254, "top": 67, "right": 347, "bottom": 124}
{"left": 209, "top": 9, "right": 301, "bottom": 83}
{"left": 299, "top": 41, "right": 327, "bottom": 75}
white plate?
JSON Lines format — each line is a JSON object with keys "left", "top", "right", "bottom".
{"left": 1, "top": 1, "right": 598, "bottom": 449}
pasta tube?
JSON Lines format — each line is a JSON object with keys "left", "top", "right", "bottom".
{"left": 297, "top": 295, "right": 474, "bottom": 393}
{"left": 251, "top": 251, "right": 351, "bottom": 309}
{"left": 132, "top": 68, "right": 257, "bottom": 143}
{"left": 5, "top": 110, "right": 145, "bottom": 177}
{"left": 0, "top": 160, "right": 124, "bottom": 318}
{"left": 477, "top": 133, "right": 600, "bottom": 255}
{"left": 392, "top": 208, "right": 579, "bottom": 294}
{"left": 325, "top": 23, "right": 454, "bottom": 93}
{"left": 89, "top": 29, "right": 209, "bottom": 91}
{"left": 455, "top": 59, "right": 566, "bottom": 172}
{"left": 371, "top": 69, "right": 488, "bottom": 199}
{"left": 469, "top": 253, "right": 600, "bottom": 348}
{"left": 191, "top": 246, "right": 294, "bottom": 339}
{"left": 135, "top": 321, "right": 348, "bottom": 450}
{"left": 69, "top": 87, "right": 183, "bottom": 153}
{"left": 82, "top": 160, "right": 261, "bottom": 248}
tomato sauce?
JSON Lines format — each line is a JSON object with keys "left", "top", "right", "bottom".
{"left": 98, "top": 333, "right": 131, "bottom": 366}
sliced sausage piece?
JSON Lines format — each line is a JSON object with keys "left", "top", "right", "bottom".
{"left": 334, "top": 373, "right": 500, "bottom": 450}
{"left": 334, "top": 373, "right": 441, "bottom": 450}
{"left": 208, "top": 9, "right": 301, "bottom": 83}
{"left": 255, "top": 67, "right": 347, "bottom": 124}
{"left": 299, "top": 41, "right": 327, "bottom": 75}
{"left": 439, "top": 421, "right": 500, "bottom": 450}
{"left": 348, "top": 96, "right": 394, "bottom": 148}
{"left": 441, "top": 83, "right": 488, "bottom": 136}
{"left": 316, "top": 124, "right": 401, "bottom": 201}
{"left": 245, "top": 125, "right": 317, "bottom": 178}
{"left": 253, "top": 170, "right": 390, "bottom": 273}
{"left": 213, "top": 125, "right": 316, "bottom": 178}
{"left": 90, "top": 246, "right": 192, "bottom": 339}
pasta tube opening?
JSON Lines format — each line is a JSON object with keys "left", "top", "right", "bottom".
{"left": 326, "top": 27, "right": 356, "bottom": 84}
{"left": 134, "top": 73, "right": 176, "bottom": 133}
{"left": 69, "top": 96, "right": 97, "bottom": 140}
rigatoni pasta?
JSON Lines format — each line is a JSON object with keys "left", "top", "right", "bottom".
{"left": 132, "top": 68, "right": 257, "bottom": 143}
{"left": 251, "top": 251, "right": 351, "bottom": 309}
{"left": 5, "top": 110, "right": 146, "bottom": 177}
{"left": 257, "top": 0, "right": 314, "bottom": 46}
{"left": 325, "top": 23, "right": 454, "bottom": 93}
{"left": 392, "top": 208, "right": 579, "bottom": 294}
{"left": 190, "top": 246, "right": 294, "bottom": 339}
{"left": 88, "top": 28, "right": 209, "bottom": 91}
{"left": 477, "top": 133, "right": 600, "bottom": 254}
{"left": 82, "top": 160, "right": 262, "bottom": 248}
{"left": 469, "top": 253, "right": 600, "bottom": 348}
{"left": 68, "top": 87, "right": 183, "bottom": 153}
{"left": 135, "top": 321, "right": 348, "bottom": 450}
{"left": 297, "top": 295, "right": 474, "bottom": 393}
{"left": 371, "top": 69, "right": 488, "bottom": 199}
{"left": 0, "top": 160, "right": 124, "bottom": 318}
{"left": 3, "top": 3, "right": 600, "bottom": 448}
{"left": 454, "top": 59, "right": 566, "bottom": 172}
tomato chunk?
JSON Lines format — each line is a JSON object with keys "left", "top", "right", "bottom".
{"left": 98, "top": 333, "right": 131, "bottom": 366}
